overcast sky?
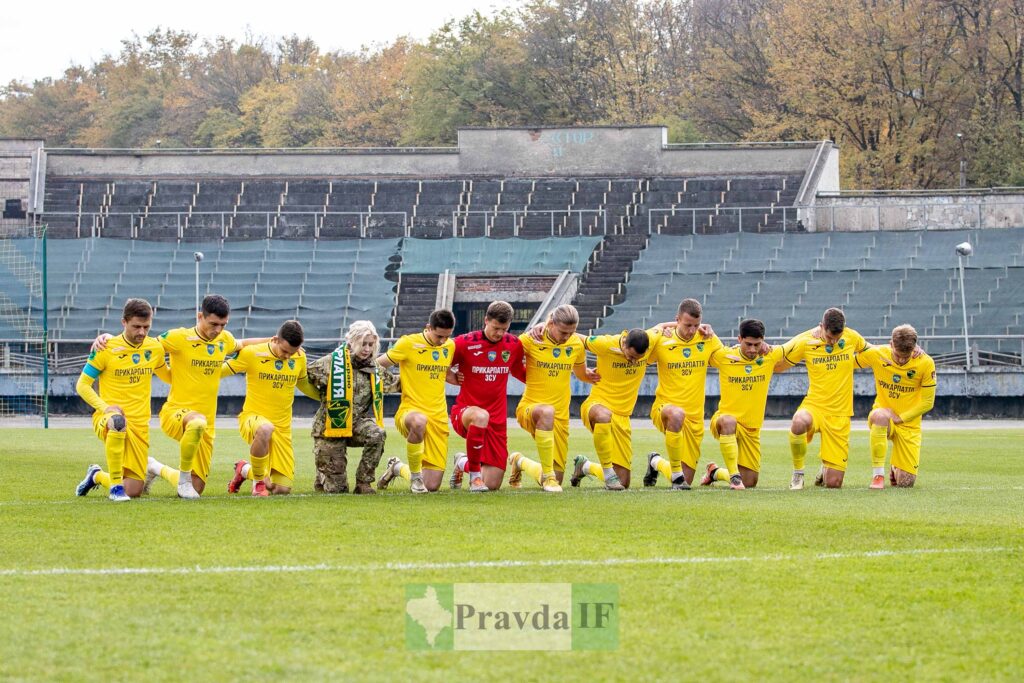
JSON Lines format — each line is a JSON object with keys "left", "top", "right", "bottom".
{"left": 2, "top": 0, "right": 518, "bottom": 84}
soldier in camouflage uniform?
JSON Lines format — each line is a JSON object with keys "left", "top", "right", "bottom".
{"left": 306, "top": 321, "right": 399, "bottom": 494}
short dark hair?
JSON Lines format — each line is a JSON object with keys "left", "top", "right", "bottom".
{"left": 822, "top": 307, "right": 846, "bottom": 335}
{"left": 625, "top": 328, "right": 650, "bottom": 354}
{"left": 485, "top": 301, "right": 514, "bottom": 324}
{"left": 278, "top": 320, "right": 304, "bottom": 347}
{"left": 738, "top": 319, "right": 766, "bottom": 340}
{"left": 201, "top": 294, "right": 230, "bottom": 318}
{"left": 122, "top": 298, "right": 153, "bottom": 322}
{"left": 428, "top": 309, "right": 455, "bottom": 330}
{"left": 678, "top": 298, "right": 702, "bottom": 319}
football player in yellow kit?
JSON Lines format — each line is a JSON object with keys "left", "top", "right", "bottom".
{"left": 857, "top": 324, "right": 937, "bottom": 488}
{"left": 374, "top": 309, "right": 456, "bottom": 493}
{"left": 75, "top": 298, "right": 173, "bottom": 501}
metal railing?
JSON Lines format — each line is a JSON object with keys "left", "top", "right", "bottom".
{"left": 451, "top": 209, "right": 608, "bottom": 237}
{"left": 647, "top": 206, "right": 801, "bottom": 234}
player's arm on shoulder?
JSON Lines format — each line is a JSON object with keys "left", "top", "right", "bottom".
{"left": 855, "top": 345, "right": 881, "bottom": 369}
{"left": 306, "top": 356, "right": 329, "bottom": 392}
{"left": 157, "top": 329, "right": 180, "bottom": 352}
{"left": 153, "top": 360, "right": 171, "bottom": 384}
{"left": 898, "top": 359, "right": 937, "bottom": 423}
{"left": 776, "top": 334, "right": 806, "bottom": 371}
{"left": 295, "top": 375, "right": 321, "bottom": 400}
{"left": 574, "top": 359, "right": 600, "bottom": 384}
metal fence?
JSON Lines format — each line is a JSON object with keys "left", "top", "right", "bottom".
{"left": 647, "top": 206, "right": 801, "bottom": 234}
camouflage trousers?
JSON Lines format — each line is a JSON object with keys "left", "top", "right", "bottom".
{"left": 313, "top": 418, "right": 386, "bottom": 493}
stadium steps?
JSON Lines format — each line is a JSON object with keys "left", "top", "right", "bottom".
{"left": 391, "top": 274, "right": 439, "bottom": 336}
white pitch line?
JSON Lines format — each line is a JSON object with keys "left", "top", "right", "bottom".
{"left": 0, "top": 546, "right": 1015, "bottom": 579}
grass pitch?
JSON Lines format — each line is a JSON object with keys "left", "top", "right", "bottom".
{"left": 1, "top": 425, "right": 1022, "bottom": 682}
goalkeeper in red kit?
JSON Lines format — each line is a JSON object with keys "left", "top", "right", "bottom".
{"left": 447, "top": 300, "right": 525, "bottom": 491}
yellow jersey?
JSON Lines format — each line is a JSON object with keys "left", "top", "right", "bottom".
{"left": 519, "top": 331, "right": 586, "bottom": 419}
{"left": 710, "top": 345, "right": 786, "bottom": 429}
{"left": 783, "top": 328, "right": 867, "bottom": 416}
{"left": 81, "top": 334, "right": 166, "bottom": 422}
{"left": 584, "top": 330, "right": 658, "bottom": 416}
{"left": 159, "top": 326, "right": 239, "bottom": 420}
{"left": 856, "top": 346, "right": 937, "bottom": 427}
{"left": 225, "top": 343, "right": 308, "bottom": 429}
{"left": 385, "top": 331, "right": 455, "bottom": 418}
{"left": 648, "top": 328, "right": 724, "bottom": 419}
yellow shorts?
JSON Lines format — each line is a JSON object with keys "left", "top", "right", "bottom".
{"left": 239, "top": 413, "right": 295, "bottom": 487}
{"left": 650, "top": 402, "right": 704, "bottom": 469}
{"left": 159, "top": 405, "right": 216, "bottom": 482}
{"left": 868, "top": 413, "right": 922, "bottom": 474}
{"left": 396, "top": 408, "right": 449, "bottom": 471}
{"left": 580, "top": 398, "right": 633, "bottom": 470}
{"left": 799, "top": 403, "right": 851, "bottom": 472}
{"left": 515, "top": 401, "right": 570, "bottom": 471}
{"left": 710, "top": 411, "right": 763, "bottom": 472}
{"left": 92, "top": 412, "right": 149, "bottom": 481}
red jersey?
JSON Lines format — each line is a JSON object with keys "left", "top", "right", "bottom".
{"left": 451, "top": 330, "right": 524, "bottom": 420}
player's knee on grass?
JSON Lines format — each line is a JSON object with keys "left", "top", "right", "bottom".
{"left": 192, "top": 475, "right": 206, "bottom": 494}
{"left": 108, "top": 413, "right": 127, "bottom": 432}
{"left": 482, "top": 466, "right": 504, "bottom": 490}
{"left": 613, "top": 464, "right": 631, "bottom": 488}
{"left": 894, "top": 469, "right": 916, "bottom": 488}
{"left": 681, "top": 462, "right": 696, "bottom": 485}
{"left": 122, "top": 478, "right": 145, "bottom": 498}
{"left": 740, "top": 467, "right": 758, "bottom": 488}
{"left": 422, "top": 469, "right": 444, "bottom": 492}
{"left": 824, "top": 468, "right": 844, "bottom": 488}
{"left": 270, "top": 483, "right": 291, "bottom": 495}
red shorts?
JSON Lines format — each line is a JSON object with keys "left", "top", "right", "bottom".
{"left": 450, "top": 404, "right": 509, "bottom": 470}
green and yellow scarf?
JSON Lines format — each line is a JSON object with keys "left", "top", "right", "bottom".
{"left": 324, "top": 342, "right": 384, "bottom": 437}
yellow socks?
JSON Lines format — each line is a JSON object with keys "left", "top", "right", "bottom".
{"left": 665, "top": 430, "right": 684, "bottom": 477}
{"left": 870, "top": 424, "right": 889, "bottom": 471}
{"left": 593, "top": 423, "right": 614, "bottom": 471}
{"left": 585, "top": 459, "right": 605, "bottom": 480}
{"left": 719, "top": 434, "right": 739, "bottom": 476}
{"left": 535, "top": 429, "right": 555, "bottom": 477}
{"left": 519, "top": 454, "right": 544, "bottom": 485}
{"left": 179, "top": 417, "right": 207, "bottom": 473}
{"left": 161, "top": 465, "right": 179, "bottom": 486}
{"left": 250, "top": 454, "right": 270, "bottom": 480}
{"left": 652, "top": 454, "right": 672, "bottom": 482}
{"left": 713, "top": 467, "right": 729, "bottom": 483}
{"left": 789, "top": 430, "right": 807, "bottom": 472}
{"left": 104, "top": 430, "right": 126, "bottom": 487}
{"left": 406, "top": 441, "right": 424, "bottom": 475}
{"left": 95, "top": 470, "right": 112, "bottom": 488}
{"left": 399, "top": 463, "right": 411, "bottom": 480}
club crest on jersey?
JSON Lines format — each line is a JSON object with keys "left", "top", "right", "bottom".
{"left": 565, "top": 347, "right": 573, "bottom": 357}
{"left": 825, "top": 344, "right": 834, "bottom": 354}
{"left": 432, "top": 350, "right": 440, "bottom": 361}
{"left": 552, "top": 348, "right": 561, "bottom": 358}
{"left": 443, "top": 348, "right": 449, "bottom": 358}
{"left": 907, "top": 370, "right": 916, "bottom": 379}
{"left": 206, "top": 344, "right": 215, "bottom": 355}
{"left": 131, "top": 353, "right": 140, "bottom": 364}
{"left": 697, "top": 342, "right": 705, "bottom": 352}
{"left": 144, "top": 350, "right": 152, "bottom": 361}
{"left": 893, "top": 374, "right": 901, "bottom": 383}
{"left": 756, "top": 356, "right": 764, "bottom": 365}
{"left": 275, "top": 360, "right": 283, "bottom": 371}
{"left": 682, "top": 347, "right": 691, "bottom": 358}
{"left": 487, "top": 351, "right": 497, "bottom": 362}
{"left": 838, "top": 339, "right": 846, "bottom": 349}
{"left": 288, "top": 359, "right": 295, "bottom": 370}
{"left": 501, "top": 350, "right": 511, "bottom": 362}
{"left": 744, "top": 365, "right": 752, "bottom": 374}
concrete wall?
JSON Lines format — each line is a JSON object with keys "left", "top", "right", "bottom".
{"left": 808, "top": 192, "right": 1024, "bottom": 232}
{"left": 38, "top": 127, "right": 821, "bottom": 179}
{"left": 0, "top": 139, "right": 43, "bottom": 224}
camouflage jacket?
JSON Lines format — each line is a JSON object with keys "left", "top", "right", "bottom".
{"left": 307, "top": 350, "right": 400, "bottom": 438}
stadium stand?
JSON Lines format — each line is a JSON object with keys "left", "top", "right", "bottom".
{"left": 599, "top": 228, "right": 1024, "bottom": 356}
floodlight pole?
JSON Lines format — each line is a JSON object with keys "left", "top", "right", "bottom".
{"left": 194, "top": 251, "right": 204, "bottom": 313}
{"left": 957, "top": 251, "right": 971, "bottom": 370}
